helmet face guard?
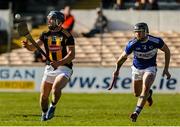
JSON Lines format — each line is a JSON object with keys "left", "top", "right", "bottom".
{"left": 134, "top": 22, "right": 149, "bottom": 40}
{"left": 47, "top": 11, "right": 65, "bottom": 30}
{"left": 47, "top": 18, "right": 58, "bottom": 30}
{"left": 134, "top": 22, "right": 149, "bottom": 34}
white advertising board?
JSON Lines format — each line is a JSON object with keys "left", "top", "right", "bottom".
{"left": 0, "top": 66, "right": 179, "bottom": 93}
{"left": 0, "top": 10, "right": 11, "bottom": 31}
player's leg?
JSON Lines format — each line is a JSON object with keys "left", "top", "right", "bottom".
{"left": 131, "top": 72, "right": 155, "bottom": 122}
{"left": 144, "top": 67, "right": 157, "bottom": 107}
{"left": 40, "top": 65, "right": 56, "bottom": 121}
{"left": 46, "top": 75, "right": 69, "bottom": 119}
{"left": 40, "top": 81, "right": 52, "bottom": 121}
{"left": 52, "top": 75, "right": 69, "bottom": 105}
{"left": 131, "top": 65, "right": 143, "bottom": 97}
{"left": 46, "top": 66, "right": 73, "bottom": 120}
{"left": 130, "top": 80, "right": 143, "bottom": 122}
{"left": 138, "top": 72, "right": 155, "bottom": 106}
{"left": 130, "top": 66, "right": 143, "bottom": 122}
{"left": 147, "top": 88, "right": 153, "bottom": 106}
{"left": 133, "top": 80, "right": 142, "bottom": 97}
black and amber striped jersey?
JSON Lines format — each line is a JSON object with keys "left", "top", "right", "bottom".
{"left": 39, "top": 28, "right": 75, "bottom": 69}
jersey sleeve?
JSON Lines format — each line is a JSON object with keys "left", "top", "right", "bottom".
{"left": 66, "top": 35, "right": 75, "bottom": 46}
{"left": 125, "top": 41, "right": 134, "bottom": 55}
{"left": 156, "top": 38, "right": 165, "bottom": 49}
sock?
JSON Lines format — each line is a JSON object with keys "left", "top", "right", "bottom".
{"left": 134, "top": 106, "right": 143, "bottom": 115}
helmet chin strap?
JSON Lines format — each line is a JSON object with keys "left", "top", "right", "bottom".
{"left": 48, "top": 25, "right": 57, "bottom": 30}
{"left": 136, "top": 32, "right": 148, "bottom": 41}
{"left": 138, "top": 36, "right": 148, "bottom": 42}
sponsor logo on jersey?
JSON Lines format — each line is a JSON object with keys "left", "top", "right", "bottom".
{"left": 135, "top": 47, "right": 141, "bottom": 50}
{"left": 49, "top": 44, "right": 62, "bottom": 52}
{"left": 52, "top": 36, "right": 56, "bottom": 41}
{"left": 134, "top": 49, "right": 157, "bottom": 59}
{"left": 149, "top": 46, "right": 154, "bottom": 49}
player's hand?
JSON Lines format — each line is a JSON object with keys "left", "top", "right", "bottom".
{"left": 112, "top": 70, "right": 119, "bottom": 85}
{"left": 50, "top": 61, "right": 63, "bottom": 69}
{"left": 162, "top": 69, "right": 171, "bottom": 79}
{"left": 113, "top": 70, "right": 119, "bottom": 78}
{"left": 21, "top": 40, "right": 28, "bottom": 48}
{"left": 108, "top": 70, "right": 119, "bottom": 90}
{"left": 50, "top": 61, "right": 59, "bottom": 69}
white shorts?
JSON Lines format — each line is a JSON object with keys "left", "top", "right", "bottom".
{"left": 131, "top": 65, "right": 157, "bottom": 81}
{"left": 42, "top": 65, "right": 73, "bottom": 84}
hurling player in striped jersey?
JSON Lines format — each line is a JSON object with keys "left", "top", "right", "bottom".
{"left": 22, "top": 11, "right": 75, "bottom": 121}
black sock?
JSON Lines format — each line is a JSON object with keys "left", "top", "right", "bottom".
{"left": 42, "top": 108, "right": 48, "bottom": 113}
{"left": 51, "top": 101, "right": 56, "bottom": 107}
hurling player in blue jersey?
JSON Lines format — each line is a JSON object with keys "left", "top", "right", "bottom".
{"left": 112, "top": 22, "right": 171, "bottom": 122}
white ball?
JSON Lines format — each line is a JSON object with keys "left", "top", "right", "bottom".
{"left": 15, "top": 14, "right": 21, "bottom": 20}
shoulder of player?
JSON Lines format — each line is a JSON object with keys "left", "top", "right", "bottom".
{"left": 41, "top": 31, "right": 50, "bottom": 36}
{"left": 61, "top": 29, "right": 72, "bottom": 37}
{"left": 127, "top": 37, "right": 138, "bottom": 46}
{"left": 148, "top": 35, "right": 163, "bottom": 44}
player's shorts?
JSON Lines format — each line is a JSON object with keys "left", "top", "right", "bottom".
{"left": 42, "top": 65, "right": 73, "bottom": 84}
{"left": 131, "top": 65, "right": 157, "bottom": 81}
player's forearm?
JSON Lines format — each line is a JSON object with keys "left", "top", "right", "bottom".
{"left": 24, "top": 44, "right": 36, "bottom": 51}
{"left": 164, "top": 48, "right": 171, "bottom": 70}
{"left": 115, "top": 57, "right": 127, "bottom": 72}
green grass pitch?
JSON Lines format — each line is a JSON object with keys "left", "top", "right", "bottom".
{"left": 0, "top": 92, "right": 180, "bottom": 126}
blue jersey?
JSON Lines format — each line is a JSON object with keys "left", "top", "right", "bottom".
{"left": 125, "top": 35, "right": 164, "bottom": 69}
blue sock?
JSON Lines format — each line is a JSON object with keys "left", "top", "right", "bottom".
{"left": 134, "top": 106, "right": 143, "bottom": 115}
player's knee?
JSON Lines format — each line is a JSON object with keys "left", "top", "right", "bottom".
{"left": 134, "top": 90, "right": 141, "bottom": 97}
{"left": 51, "top": 88, "right": 56, "bottom": 95}
{"left": 41, "top": 94, "right": 49, "bottom": 101}
{"left": 144, "top": 87, "right": 150, "bottom": 94}
{"left": 52, "top": 87, "right": 61, "bottom": 95}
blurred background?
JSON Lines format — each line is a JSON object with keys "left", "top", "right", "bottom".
{"left": 0, "top": 0, "right": 180, "bottom": 93}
